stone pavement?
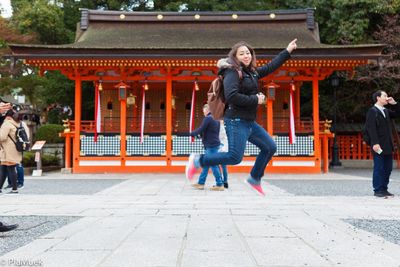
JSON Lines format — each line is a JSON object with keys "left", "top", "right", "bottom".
{"left": 1, "top": 169, "right": 400, "bottom": 267}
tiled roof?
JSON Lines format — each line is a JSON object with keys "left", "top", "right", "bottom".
{"left": 9, "top": 9, "right": 384, "bottom": 59}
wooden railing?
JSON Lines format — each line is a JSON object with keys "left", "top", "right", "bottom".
{"left": 331, "top": 134, "right": 372, "bottom": 160}
{"left": 66, "top": 119, "right": 400, "bottom": 161}
{"left": 332, "top": 134, "right": 400, "bottom": 160}
{"left": 67, "top": 117, "right": 330, "bottom": 134}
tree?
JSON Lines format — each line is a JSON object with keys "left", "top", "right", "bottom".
{"left": 5, "top": 0, "right": 400, "bottom": 124}
{"left": 11, "top": 0, "right": 73, "bottom": 44}
{"left": 0, "top": 16, "right": 38, "bottom": 104}
{"left": 347, "top": 14, "right": 400, "bottom": 121}
{"left": 0, "top": 16, "right": 36, "bottom": 69}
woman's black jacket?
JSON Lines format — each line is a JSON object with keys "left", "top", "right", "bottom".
{"left": 220, "top": 49, "right": 290, "bottom": 121}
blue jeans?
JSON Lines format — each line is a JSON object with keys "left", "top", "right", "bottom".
{"left": 198, "top": 146, "right": 223, "bottom": 186}
{"left": 200, "top": 119, "right": 276, "bottom": 182}
{"left": 221, "top": 165, "right": 228, "bottom": 183}
{"left": 372, "top": 153, "right": 392, "bottom": 192}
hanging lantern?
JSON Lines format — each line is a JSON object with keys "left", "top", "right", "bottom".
{"left": 127, "top": 93, "right": 136, "bottom": 107}
{"left": 98, "top": 80, "right": 103, "bottom": 91}
{"left": 114, "top": 81, "right": 130, "bottom": 101}
{"left": 172, "top": 95, "right": 177, "bottom": 110}
{"left": 265, "top": 81, "right": 280, "bottom": 101}
{"left": 194, "top": 79, "right": 200, "bottom": 91}
{"left": 143, "top": 79, "right": 149, "bottom": 91}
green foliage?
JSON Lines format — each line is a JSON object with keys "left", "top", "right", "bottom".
{"left": 4, "top": 0, "right": 400, "bottom": 126}
{"left": 34, "top": 124, "right": 64, "bottom": 143}
{"left": 81, "top": 82, "right": 95, "bottom": 120}
{"left": 22, "top": 152, "right": 35, "bottom": 167}
{"left": 22, "top": 151, "right": 60, "bottom": 167}
{"left": 41, "top": 71, "right": 74, "bottom": 110}
{"left": 14, "top": 74, "right": 47, "bottom": 108}
{"left": 42, "top": 153, "right": 60, "bottom": 166}
{"left": 11, "top": 0, "right": 73, "bottom": 44}
{"left": 170, "top": 0, "right": 279, "bottom": 11}
{"left": 312, "top": 0, "right": 399, "bottom": 44}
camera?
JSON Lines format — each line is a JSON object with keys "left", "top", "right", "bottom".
{"left": 12, "top": 104, "right": 21, "bottom": 112}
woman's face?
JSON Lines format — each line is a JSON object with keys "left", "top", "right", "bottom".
{"left": 236, "top": 45, "right": 252, "bottom": 67}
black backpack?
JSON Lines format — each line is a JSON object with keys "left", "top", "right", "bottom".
{"left": 9, "top": 123, "right": 30, "bottom": 152}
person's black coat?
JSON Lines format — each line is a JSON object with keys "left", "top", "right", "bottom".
{"left": 366, "top": 104, "right": 400, "bottom": 155}
{"left": 221, "top": 49, "right": 291, "bottom": 121}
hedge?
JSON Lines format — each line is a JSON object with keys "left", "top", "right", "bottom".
{"left": 34, "top": 124, "right": 64, "bottom": 143}
{"left": 22, "top": 152, "right": 60, "bottom": 167}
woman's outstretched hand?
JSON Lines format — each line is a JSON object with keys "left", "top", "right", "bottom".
{"left": 286, "top": 38, "right": 297, "bottom": 53}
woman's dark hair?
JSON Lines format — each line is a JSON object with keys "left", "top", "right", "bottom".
{"left": 372, "top": 90, "right": 385, "bottom": 103}
{"left": 228, "top": 41, "right": 257, "bottom": 71}
{"left": 5, "top": 108, "right": 20, "bottom": 122}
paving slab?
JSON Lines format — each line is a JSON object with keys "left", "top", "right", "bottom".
{"left": 0, "top": 170, "right": 400, "bottom": 267}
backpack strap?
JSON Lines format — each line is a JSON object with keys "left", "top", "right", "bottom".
{"left": 7, "top": 123, "right": 21, "bottom": 145}
{"left": 8, "top": 133, "right": 17, "bottom": 145}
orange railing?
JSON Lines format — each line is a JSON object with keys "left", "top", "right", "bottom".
{"left": 67, "top": 119, "right": 400, "bottom": 161}
{"left": 332, "top": 134, "right": 372, "bottom": 160}
{"left": 66, "top": 118, "right": 329, "bottom": 134}
{"left": 332, "top": 134, "right": 400, "bottom": 160}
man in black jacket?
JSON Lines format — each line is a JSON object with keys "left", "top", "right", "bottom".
{"left": 365, "top": 90, "right": 400, "bottom": 197}
{"left": 0, "top": 99, "right": 19, "bottom": 232}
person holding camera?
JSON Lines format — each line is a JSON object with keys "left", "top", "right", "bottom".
{"left": 0, "top": 100, "right": 18, "bottom": 232}
{"left": 0, "top": 108, "right": 28, "bottom": 194}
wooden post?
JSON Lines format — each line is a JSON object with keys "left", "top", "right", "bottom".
{"left": 120, "top": 98, "right": 127, "bottom": 165}
{"left": 65, "top": 134, "right": 71, "bottom": 168}
{"left": 267, "top": 99, "right": 274, "bottom": 135}
{"left": 73, "top": 72, "right": 81, "bottom": 172}
{"left": 312, "top": 76, "right": 321, "bottom": 170}
{"left": 320, "top": 134, "right": 329, "bottom": 173}
{"left": 166, "top": 68, "right": 172, "bottom": 166}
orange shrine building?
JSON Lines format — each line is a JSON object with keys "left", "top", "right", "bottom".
{"left": 9, "top": 8, "right": 383, "bottom": 174}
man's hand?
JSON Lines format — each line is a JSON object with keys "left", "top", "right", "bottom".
{"left": 0, "top": 102, "right": 11, "bottom": 114}
{"left": 372, "top": 144, "right": 383, "bottom": 154}
{"left": 286, "top": 38, "right": 297, "bottom": 53}
{"left": 387, "top": 97, "right": 397, "bottom": 105}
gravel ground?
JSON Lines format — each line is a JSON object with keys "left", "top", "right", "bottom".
{"left": 266, "top": 180, "right": 381, "bottom": 196}
{"left": 14, "top": 179, "right": 126, "bottom": 195}
{"left": 330, "top": 168, "right": 400, "bottom": 181}
{"left": 267, "top": 169, "right": 400, "bottom": 196}
{"left": 0, "top": 215, "right": 81, "bottom": 256}
{"left": 344, "top": 219, "right": 400, "bottom": 245}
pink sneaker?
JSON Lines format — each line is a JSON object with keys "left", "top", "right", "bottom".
{"left": 185, "top": 154, "right": 199, "bottom": 181}
{"left": 244, "top": 179, "right": 265, "bottom": 196}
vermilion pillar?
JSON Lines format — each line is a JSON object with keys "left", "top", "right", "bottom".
{"left": 73, "top": 72, "right": 81, "bottom": 171}
{"left": 120, "top": 98, "right": 127, "bottom": 165}
{"left": 166, "top": 68, "right": 173, "bottom": 166}
{"left": 312, "top": 76, "right": 321, "bottom": 163}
